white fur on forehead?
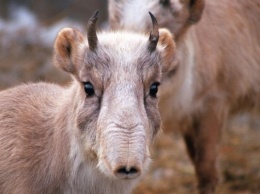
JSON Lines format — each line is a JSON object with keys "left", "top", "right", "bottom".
{"left": 79, "top": 30, "right": 162, "bottom": 82}
{"left": 97, "top": 31, "right": 151, "bottom": 62}
{"left": 98, "top": 31, "right": 147, "bottom": 49}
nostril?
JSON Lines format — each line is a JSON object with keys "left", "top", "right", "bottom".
{"left": 115, "top": 166, "right": 141, "bottom": 179}
{"left": 117, "top": 167, "right": 138, "bottom": 175}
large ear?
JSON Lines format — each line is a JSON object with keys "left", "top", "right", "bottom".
{"left": 189, "top": 0, "right": 205, "bottom": 24}
{"left": 157, "top": 28, "right": 176, "bottom": 74}
{"left": 53, "top": 28, "right": 84, "bottom": 74}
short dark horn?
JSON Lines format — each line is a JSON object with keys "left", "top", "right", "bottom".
{"left": 148, "top": 12, "right": 159, "bottom": 52}
{"left": 87, "top": 10, "right": 99, "bottom": 51}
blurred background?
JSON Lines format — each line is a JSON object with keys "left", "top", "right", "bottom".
{"left": 0, "top": 1, "right": 259, "bottom": 193}
{"left": 0, "top": 0, "right": 108, "bottom": 89}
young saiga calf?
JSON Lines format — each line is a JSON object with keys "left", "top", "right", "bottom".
{"left": 0, "top": 11, "right": 176, "bottom": 194}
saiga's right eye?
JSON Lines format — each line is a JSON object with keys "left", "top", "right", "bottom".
{"left": 84, "top": 82, "right": 95, "bottom": 97}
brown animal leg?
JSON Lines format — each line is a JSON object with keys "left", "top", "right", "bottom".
{"left": 183, "top": 131, "right": 196, "bottom": 163}
{"left": 182, "top": 102, "right": 227, "bottom": 194}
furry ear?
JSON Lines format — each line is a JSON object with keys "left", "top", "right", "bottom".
{"left": 53, "top": 28, "right": 84, "bottom": 74}
{"left": 157, "top": 28, "right": 176, "bottom": 74}
{"left": 189, "top": 0, "right": 205, "bottom": 23}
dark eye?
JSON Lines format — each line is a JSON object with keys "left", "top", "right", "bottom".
{"left": 149, "top": 82, "right": 160, "bottom": 98}
{"left": 83, "top": 82, "right": 95, "bottom": 97}
{"left": 160, "top": 0, "right": 170, "bottom": 7}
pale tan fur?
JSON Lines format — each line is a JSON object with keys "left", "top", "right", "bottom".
{"left": 108, "top": 0, "right": 260, "bottom": 193}
{"left": 0, "top": 26, "right": 175, "bottom": 193}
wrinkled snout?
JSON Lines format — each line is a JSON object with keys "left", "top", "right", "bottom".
{"left": 97, "top": 87, "right": 154, "bottom": 180}
{"left": 98, "top": 124, "right": 151, "bottom": 180}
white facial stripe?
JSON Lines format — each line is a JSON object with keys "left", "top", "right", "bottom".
{"left": 172, "top": 0, "right": 183, "bottom": 12}
{"left": 122, "top": 0, "right": 155, "bottom": 31}
{"left": 176, "top": 33, "right": 195, "bottom": 114}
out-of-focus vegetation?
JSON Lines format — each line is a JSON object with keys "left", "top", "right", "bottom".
{"left": 0, "top": 1, "right": 259, "bottom": 193}
{"left": 0, "top": 0, "right": 107, "bottom": 89}
{"left": 0, "top": 0, "right": 108, "bottom": 23}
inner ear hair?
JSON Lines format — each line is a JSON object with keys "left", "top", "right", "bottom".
{"left": 53, "top": 28, "right": 84, "bottom": 74}
{"left": 158, "top": 28, "right": 176, "bottom": 73}
{"left": 158, "top": 28, "right": 175, "bottom": 57}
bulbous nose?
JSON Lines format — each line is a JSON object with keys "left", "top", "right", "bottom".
{"left": 114, "top": 165, "right": 141, "bottom": 179}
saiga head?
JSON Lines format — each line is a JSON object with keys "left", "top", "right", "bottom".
{"left": 109, "top": 0, "right": 205, "bottom": 40}
{"left": 54, "top": 11, "right": 175, "bottom": 180}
